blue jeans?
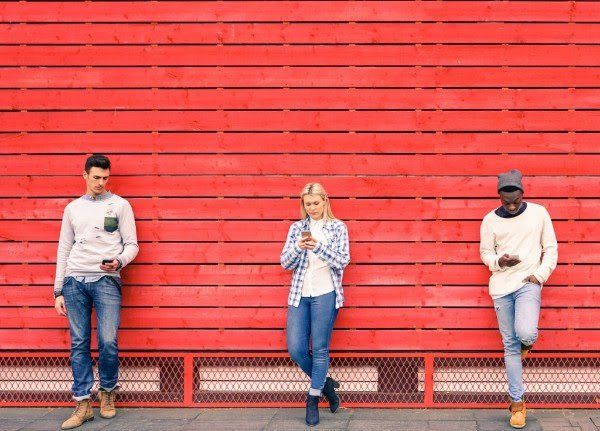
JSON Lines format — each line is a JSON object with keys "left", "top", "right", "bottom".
{"left": 286, "top": 291, "right": 338, "bottom": 396}
{"left": 493, "top": 282, "right": 541, "bottom": 402}
{"left": 62, "top": 276, "right": 121, "bottom": 400}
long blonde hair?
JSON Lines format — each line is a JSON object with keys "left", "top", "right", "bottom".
{"left": 300, "top": 183, "right": 336, "bottom": 221}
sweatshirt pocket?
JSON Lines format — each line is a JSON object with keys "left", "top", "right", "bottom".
{"left": 104, "top": 216, "right": 118, "bottom": 233}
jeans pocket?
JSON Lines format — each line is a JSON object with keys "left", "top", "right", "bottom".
{"left": 103, "top": 276, "right": 122, "bottom": 294}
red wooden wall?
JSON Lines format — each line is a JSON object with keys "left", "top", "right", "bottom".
{"left": 1, "top": 1, "right": 600, "bottom": 356}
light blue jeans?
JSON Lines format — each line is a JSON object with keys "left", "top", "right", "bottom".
{"left": 62, "top": 276, "right": 122, "bottom": 400}
{"left": 286, "top": 291, "right": 338, "bottom": 396}
{"left": 493, "top": 282, "right": 541, "bottom": 402}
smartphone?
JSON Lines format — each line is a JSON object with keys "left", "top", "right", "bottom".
{"left": 102, "top": 259, "right": 114, "bottom": 265}
{"left": 509, "top": 254, "right": 520, "bottom": 261}
{"left": 301, "top": 230, "right": 311, "bottom": 239}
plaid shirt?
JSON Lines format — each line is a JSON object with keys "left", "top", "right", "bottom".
{"left": 280, "top": 217, "right": 350, "bottom": 309}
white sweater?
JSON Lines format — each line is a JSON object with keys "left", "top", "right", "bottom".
{"left": 54, "top": 193, "right": 139, "bottom": 297}
{"left": 480, "top": 202, "right": 558, "bottom": 299}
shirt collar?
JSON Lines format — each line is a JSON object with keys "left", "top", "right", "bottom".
{"left": 82, "top": 191, "right": 113, "bottom": 202}
{"left": 495, "top": 201, "right": 527, "bottom": 219}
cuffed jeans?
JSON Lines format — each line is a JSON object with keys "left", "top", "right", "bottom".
{"left": 62, "top": 276, "right": 121, "bottom": 400}
{"left": 286, "top": 291, "right": 338, "bottom": 396}
{"left": 493, "top": 282, "right": 541, "bottom": 402}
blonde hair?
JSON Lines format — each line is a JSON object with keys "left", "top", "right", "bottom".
{"left": 300, "top": 183, "right": 336, "bottom": 221}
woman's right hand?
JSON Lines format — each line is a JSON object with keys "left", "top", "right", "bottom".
{"left": 298, "top": 237, "right": 316, "bottom": 250}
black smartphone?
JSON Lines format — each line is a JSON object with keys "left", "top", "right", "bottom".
{"left": 102, "top": 259, "right": 114, "bottom": 265}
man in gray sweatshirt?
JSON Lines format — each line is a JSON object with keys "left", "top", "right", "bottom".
{"left": 54, "top": 154, "right": 138, "bottom": 430}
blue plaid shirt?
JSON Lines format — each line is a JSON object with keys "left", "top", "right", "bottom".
{"left": 280, "top": 217, "right": 350, "bottom": 309}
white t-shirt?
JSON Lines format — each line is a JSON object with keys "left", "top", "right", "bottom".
{"left": 301, "top": 218, "right": 335, "bottom": 297}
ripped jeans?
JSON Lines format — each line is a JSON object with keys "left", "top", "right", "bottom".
{"left": 493, "top": 282, "right": 541, "bottom": 402}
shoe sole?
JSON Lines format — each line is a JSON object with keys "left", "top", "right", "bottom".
{"left": 61, "top": 416, "right": 94, "bottom": 430}
{"left": 510, "top": 425, "right": 526, "bottom": 429}
{"left": 99, "top": 413, "right": 116, "bottom": 419}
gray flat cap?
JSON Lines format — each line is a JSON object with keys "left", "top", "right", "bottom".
{"left": 497, "top": 169, "right": 523, "bottom": 192}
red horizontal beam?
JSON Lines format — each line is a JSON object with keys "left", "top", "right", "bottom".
{"left": 3, "top": 154, "right": 600, "bottom": 175}
{"left": 2, "top": 132, "right": 599, "bottom": 155}
{"left": 3, "top": 285, "right": 599, "bottom": 308}
{"left": 4, "top": 89, "right": 600, "bottom": 110}
{"left": 2, "top": 197, "right": 599, "bottom": 221}
{"left": 3, "top": 307, "right": 599, "bottom": 330}
{"left": 2, "top": 242, "right": 599, "bottom": 264}
{"left": 1, "top": 220, "right": 597, "bottom": 242}
{"left": 3, "top": 45, "right": 600, "bottom": 67}
{"left": 0, "top": 328, "right": 594, "bottom": 351}
{"left": 4, "top": 23, "right": 600, "bottom": 44}
{"left": 0, "top": 2, "right": 596, "bottom": 23}
{"left": 2, "top": 176, "right": 599, "bottom": 198}
{"left": 0, "top": 263, "right": 597, "bottom": 286}
{"left": 2, "top": 67, "right": 599, "bottom": 89}
{"left": 3, "top": 111, "right": 600, "bottom": 132}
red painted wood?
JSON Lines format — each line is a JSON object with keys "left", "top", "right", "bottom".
{"left": 0, "top": 2, "right": 597, "bottom": 23}
{"left": 2, "top": 132, "right": 600, "bottom": 154}
{"left": 3, "top": 285, "right": 599, "bottom": 308}
{"left": 0, "top": 328, "right": 595, "bottom": 351}
{"left": 2, "top": 67, "right": 599, "bottom": 89}
{"left": 4, "top": 23, "right": 600, "bottom": 44}
{"left": 1, "top": 220, "right": 597, "bottom": 242}
{"left": 1, "top": 197, "right": 599, "bottom": 221}
{"left": 3, "top": 111, "right": 600, "bottom": 132}
{"left": 3, "top": 45, "right": 600, "bottom": 67}
{"left": 0, "top": 263, "right": 598, "bottom": 286}
{"left": 4, "top": 241, "right": 600, "bottom": 264}
{"left": 5, "top": 89, "right": 600, "bottom": 110}
{"left": 3, "top": 154, "right": 600, "bottom": 175}
{"left": 3, "top": 307, "right": 599, "bottom": 330}
{"left": 3, "top": 176, "right": 599, "bottom": 198}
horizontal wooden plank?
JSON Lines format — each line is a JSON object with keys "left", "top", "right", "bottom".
{"left": 3, "top": 111, "right": 600, "bottom": 132}
{"left": 1, "top": 220, "right": 597, "bottom": 242}
{"left": 3, "top": 307, "right": 599, "bottom": 330}
{"left": 4, "top": 23, "right": 600, "bottom": 44}
{"left": 3, "top": 132, "right": 600, "bottom": 155}
{"left": 3, "top": 45, "right": 600, "bottom": 67}
{"left": 5, "top": 89, "right": 600, "bottom": 110}
{"left": 3, "top": 154, "right": 600, "bottom": 175}
{"left": 0, "top": 263, "right": 597, "bottom": 286}
{"left": 3, "top": 285, "right": 598, "bottom": 308}
{"left": 2, "top": 67, "right": 599, "bottom": 89}
{"left": 1, "top": 2, "right": 597, "bottom": 23}
{"left": 0, "top": 328, "right": 595, "bottom": 351}
{"left": 3, "top": 197, "right": 598, "bottom": 221}
{"left": 3, "top": 242, "right": 598, "bottom": 264}
{"left": 3, "top": 175, "right": 599, "bottom": 198}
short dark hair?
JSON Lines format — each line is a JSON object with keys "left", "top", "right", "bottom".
{"left": 85, "top": 154, "right": 111, "bottom": 173}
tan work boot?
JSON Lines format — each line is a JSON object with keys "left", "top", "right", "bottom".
{"left": 521, "top": 343, "right": 533, "bottom": 360}
{"left": 61, "top": 399, "right": 94, "bottom": 430}
{"left": 509, "top": 401, "right": 527, "bottom": 429}
{"left": 99, "top": 389, "right": 117, "bottom": 419}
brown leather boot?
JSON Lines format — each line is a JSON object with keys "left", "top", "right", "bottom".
{"left": 99, "top": 389, "right": 117, "bottom": 419}
{"left": 61, "top": 399, "right": 94, "bottom": 430}
{"left": 521, "top": 343, "right": 533, "bottom": 360}
{"left": 509, "top": 401, "right": 526, "bottom": 429}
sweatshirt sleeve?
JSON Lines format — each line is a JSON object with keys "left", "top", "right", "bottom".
{"left": 532, "top": 208, "right": 558, "bottom": 284}
{"left": 313, "top": 222, "right": 351, "bottom": 271}
{"left": 116, "top": 200, "right": 139, "bottom": 268}
{"left": 54, "top": 206, "right": 75, "bottom": 297}
{"left": 280, "top": 223, "right": 303, "bottom": 270}
{"left": 480, "top": 216, "right": 504, "bottom": 272}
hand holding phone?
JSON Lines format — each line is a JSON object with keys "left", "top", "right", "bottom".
{"left": 100, "top": 259, "right": 119, "bottom": 272}
{"left": 499, "top": 253, "right": 521, "bottom": 268}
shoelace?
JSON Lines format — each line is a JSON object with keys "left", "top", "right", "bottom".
{"left": 73, "top": 401, "right": 87, "bottom": 417}
{"left": 102, "top": 391, "right": 116, "bottom": 408}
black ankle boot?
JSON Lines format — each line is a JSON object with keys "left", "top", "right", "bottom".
{"left": 322, "top": 377, "right": 341, "bottom": 413}
{"left": 305, "top": 394, "right": 320, "bottom": 426}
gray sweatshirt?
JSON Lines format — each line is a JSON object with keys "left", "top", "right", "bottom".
{"left": 54, "top": 193, "right": 139, "bottom": 297}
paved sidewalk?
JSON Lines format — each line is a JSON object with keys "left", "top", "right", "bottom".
{"left": 1, "top": 407, "right": 599, "bottom": 431}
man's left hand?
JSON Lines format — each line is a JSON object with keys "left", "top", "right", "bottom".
{"left": 523, "top": 275, "right": 541, "bottom": 286}
{"left": 100, "top": 259, "right": 120, "bottom": 272}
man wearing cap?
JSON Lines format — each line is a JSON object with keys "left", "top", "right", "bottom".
{"left": 480, "top": 169, "right": 558, "bottom": 429}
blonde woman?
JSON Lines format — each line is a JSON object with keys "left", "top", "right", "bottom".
{"left": 280, "top": 183, "right": 350, "bottom": 426}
